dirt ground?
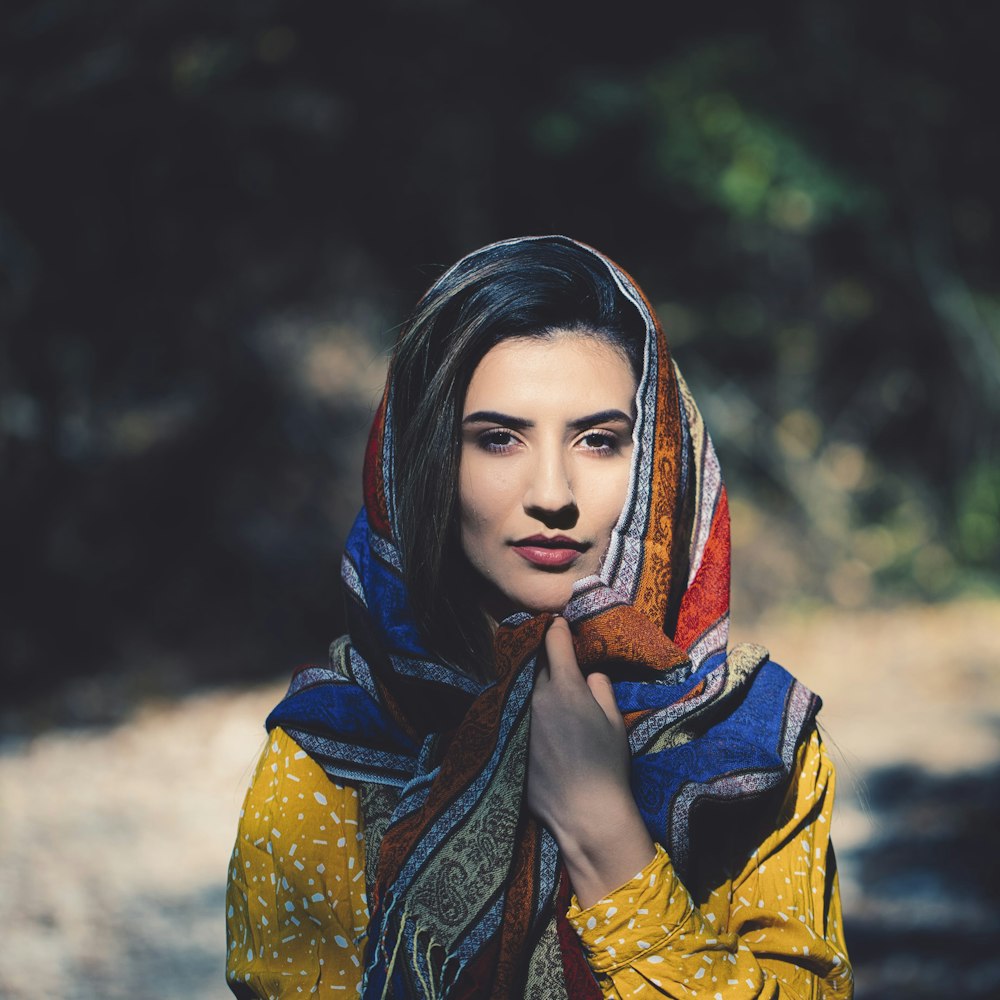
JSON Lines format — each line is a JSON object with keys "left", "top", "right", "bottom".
{"left": 2, "top": 597, "right": 999, "bottom": 999}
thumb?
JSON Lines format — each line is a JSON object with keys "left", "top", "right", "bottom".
{"left": 586, "top": 671, "right": 624, "bottom": 729}
{"left": 543, "top": 617, "right": 584, "bottom": 686}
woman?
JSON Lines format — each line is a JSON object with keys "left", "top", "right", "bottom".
{"left": 226, "top": 237, "right": 853, "bottom": 999}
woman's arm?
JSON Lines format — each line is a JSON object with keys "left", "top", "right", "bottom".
{"left": 225, "top": 728, "right": 368, "bottom": 998}
{"left": 528, "top": 620, "right": 852, "bottom": 999}
{"left": 566, "top": 728, "right": 853, "bottom": 999}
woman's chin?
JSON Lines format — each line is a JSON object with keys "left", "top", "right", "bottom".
{"left": 497, "top": 587, "right": 574, "bottom": 619}
{"left": 473, "top": 567, "right": 582, "bottom": 621}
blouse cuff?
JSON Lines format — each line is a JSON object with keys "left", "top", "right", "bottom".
{"left": 566, "top": 842, "right": 694, "bottom": 974}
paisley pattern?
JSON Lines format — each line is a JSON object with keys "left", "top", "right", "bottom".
{"left": 265, "top": 236, "right": 820, "bottom": 999}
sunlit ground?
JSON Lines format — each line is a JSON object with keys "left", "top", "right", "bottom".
{"left": 2, "top": 591, "right": 998, "bottom": 999}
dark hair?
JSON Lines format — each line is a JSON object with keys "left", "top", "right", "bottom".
{"left": 389, "top": 237, "right": 646, "bottom": 676}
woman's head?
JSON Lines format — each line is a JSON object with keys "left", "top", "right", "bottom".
{"left": 389, "top": 238, "right": 647, "bottom": 672}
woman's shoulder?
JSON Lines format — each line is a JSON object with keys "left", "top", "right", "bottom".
{"left": 240, "top": 726, "right": 364, "bottom": 832}
{"left": 759, "top": 722, "right": 837, "bottom": 852}
{"left": 795, "top": 722, "right": 836, "bottom": 799}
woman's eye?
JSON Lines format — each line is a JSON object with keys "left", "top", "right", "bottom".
{"left": 579, "top": 431, "right": 620, "bottom": 453}
{"left": 479, "top": 430, "right": 518, "bottom": 453}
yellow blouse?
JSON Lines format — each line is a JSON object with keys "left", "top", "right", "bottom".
{"left": 226, "top": 726, "right": 852, "bottom": 999}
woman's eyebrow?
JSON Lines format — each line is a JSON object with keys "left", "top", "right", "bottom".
{"left": 463, "top": 410, "right": 531, "bottom": 429}
{"left": 462, "top": 409, "right": 634, "bottom": 430}
{"left": 568, "top": 409, "right": 634, "bottom": 431}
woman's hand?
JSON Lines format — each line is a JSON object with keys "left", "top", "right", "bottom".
{"left": 527, "top": 617, "right": 656, "bottom": 907}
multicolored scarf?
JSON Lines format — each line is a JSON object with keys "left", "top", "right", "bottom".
{"left": 267, "top": 237, "right": 819, "bottom": 999}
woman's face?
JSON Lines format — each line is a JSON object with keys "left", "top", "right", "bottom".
{"left": 458, "top": 331, "right": 637, "bottom": 618}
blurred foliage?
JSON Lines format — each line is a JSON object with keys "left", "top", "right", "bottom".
{"left": 958, "top": 462, "right": 1000, "bottom": 568}
{"left": 1, "top": 0, "right": 998, "bottom": 709}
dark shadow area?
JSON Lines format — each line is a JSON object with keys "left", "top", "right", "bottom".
{"left": 1, "top": 386, "right": 374, "bottom": 733}
{"left": 847, "top": 757, "right": 1000, "bottom": 998}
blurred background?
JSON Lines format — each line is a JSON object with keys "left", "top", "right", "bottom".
{"left": 1, "top": 0, "right": 998, "bottom": 996}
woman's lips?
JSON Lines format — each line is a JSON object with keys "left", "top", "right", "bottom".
{"left": 511, "top": 536, "right": 586, "bottom": 568}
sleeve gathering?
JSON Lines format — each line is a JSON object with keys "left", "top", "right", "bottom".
{"left": 567, "top": 727, "right": 853, "bottom": 999}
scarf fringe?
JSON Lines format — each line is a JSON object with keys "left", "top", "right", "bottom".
{"left": 364, "top": 893, "right": 462, "bottom": 1000}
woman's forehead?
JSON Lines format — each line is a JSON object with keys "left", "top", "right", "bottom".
{"left": 463, "top": 333, "right": 637, "bottom": 415}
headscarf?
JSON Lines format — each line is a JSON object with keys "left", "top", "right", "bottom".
{"left": 267, "top": 236, "right": 820, "bottom": 999}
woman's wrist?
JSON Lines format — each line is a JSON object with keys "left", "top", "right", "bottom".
{"left": 553, "top": 796, "right": 656, "bottom": 908}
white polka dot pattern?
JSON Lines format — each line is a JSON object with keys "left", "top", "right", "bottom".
{"left": 225, "top": 728, "right": 369, "bottom": 997}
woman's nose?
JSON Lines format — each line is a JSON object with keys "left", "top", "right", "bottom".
{"left": 523, "top": 449, "right": 578, "bottom": 527}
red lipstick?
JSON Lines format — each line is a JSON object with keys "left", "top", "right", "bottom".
{"left": 511, "top": 535, "right": 587, "bottom": 568}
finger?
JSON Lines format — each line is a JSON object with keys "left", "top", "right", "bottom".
{"left": 534, "top": 646, "right": 551, "bottom": 684}
{"left": 534, "top": 615, "right": 559, "bottom": 683}
{"left": 586, "top": 672, "right": 625, "bottom": 730}
{"left": 543, "top": 617, "right": 584, "bottom": 686}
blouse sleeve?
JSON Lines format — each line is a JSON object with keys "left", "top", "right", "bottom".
{"left": 225, "top": 727, "right": 368, "bottom": 998}
{"left": 567, "top": 727, "right": 854, "bottom": 999}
